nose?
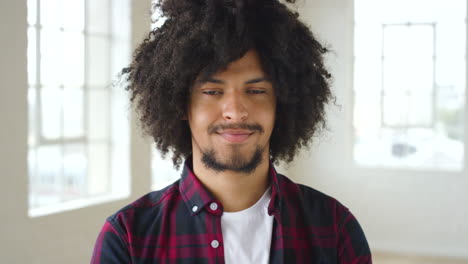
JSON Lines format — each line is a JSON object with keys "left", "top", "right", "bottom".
{"left": 222, "top": 91, "right": 248, "bottom": 122}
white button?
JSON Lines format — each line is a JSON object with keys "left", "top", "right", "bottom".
{"left": 192, "top": 206, "right": 198, "bottom": 212}
{"left": 209, "top": 202, "right": 218, "bottom": 211}
{"left": 211, "top": 240, "right": 219, "bottom": 248}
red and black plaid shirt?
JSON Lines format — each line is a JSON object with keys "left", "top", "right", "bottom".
{"left": 92, "top": 160, "right": 372, "bottom": 263}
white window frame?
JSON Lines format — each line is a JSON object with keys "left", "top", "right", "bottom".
{"left": 27, "top": 0, "right": 131, "bottom": 217}
{"left": 352, "top": 0, "right": 466, "bottom": 171}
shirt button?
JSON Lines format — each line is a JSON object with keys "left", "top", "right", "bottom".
{"left": 192, "top": 206, "right": 198, "bottom": 212}
{"left": 211, "top": 240, "right": 219, "bottom": 248}
{"left": 209, "top": 202, "right": 218, "bottom": 211}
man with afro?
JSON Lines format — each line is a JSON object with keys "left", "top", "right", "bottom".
{"left": 92, "top": 0, "right": 372, "bottom": 263}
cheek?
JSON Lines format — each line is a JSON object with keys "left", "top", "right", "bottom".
{"left": 188, "top": 105, "right": 219, "bottom": 134}
{"left": 253, "top": 104, "right": 275, "bottom": 132}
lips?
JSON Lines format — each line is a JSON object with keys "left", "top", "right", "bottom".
{"left": 217, "top": 129, "right": 254, "bottom": 143}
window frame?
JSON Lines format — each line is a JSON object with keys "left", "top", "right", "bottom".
{"left": 27, "top": 0, "right": 131, "bottom": 216}
{"left": 351, "top": 0, "right": 467, "bottom": 172}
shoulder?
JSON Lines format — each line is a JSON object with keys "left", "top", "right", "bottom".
{"left": 106, "top": 180, "right": 182, "bottom": 233}
{"left": 276, "top": 173, "right": 340, "bottom": 206}
{"left": 276, "top": 173, "right": 352, "bottom": 225}
{"left": 273, "top": 174, "right": 372, "bottom": 262}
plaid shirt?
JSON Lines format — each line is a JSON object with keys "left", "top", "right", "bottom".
{"left": 92, "top": 160, "right": 372, "bottom": 263}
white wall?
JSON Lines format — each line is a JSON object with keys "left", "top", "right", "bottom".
{"left": 0, "top": 1, "right": 153, "bottom": 263}
{"left": 288, "top": 0, "right": 468, "bottom": 258}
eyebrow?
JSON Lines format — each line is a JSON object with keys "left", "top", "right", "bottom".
{"left": 198, "top": 77, "right": 270, "bottom": 85}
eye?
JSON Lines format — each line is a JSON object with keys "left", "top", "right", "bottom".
{"left": 202, "top": 90, "right": 223, "bottom": 95}
{"left": 247, "top": 89, "right": 266, "bottom": 94}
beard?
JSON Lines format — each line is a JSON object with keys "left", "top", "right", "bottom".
{"left": 201, "top": 145, "right": 264, "bottom": 174}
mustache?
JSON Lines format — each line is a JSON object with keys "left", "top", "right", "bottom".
{"left": 208, "top": 123, "right": 264, "bottom": 134}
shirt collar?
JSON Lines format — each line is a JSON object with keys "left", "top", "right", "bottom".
{"left": 267, "top": 163, "right": 282, "bottom": 216}
{"left": 178, "top": 157, "right": 283, "bottom": 217}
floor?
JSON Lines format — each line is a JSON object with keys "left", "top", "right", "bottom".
{"left": 373, "top": 252, "right": 468, "bottom": 264}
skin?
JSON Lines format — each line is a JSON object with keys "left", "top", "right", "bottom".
{"left": 187, "top": 50, "right": 276, "bottom": 212}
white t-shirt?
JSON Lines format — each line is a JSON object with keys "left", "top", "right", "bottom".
{"left": 221, "top": 187, "right": 274, "bottom": 264}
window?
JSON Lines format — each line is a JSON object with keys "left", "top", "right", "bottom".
{"left": 353, "top": 0, "right": 466, "bottom": 170}
{"left": 27, "top": 0, "right": 131, "bottom": 216}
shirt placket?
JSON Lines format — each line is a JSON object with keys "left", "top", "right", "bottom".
{"left": 205, "top": 201, "right": 225, "bottom": 264}
{"left": 269, "top": 212, "right": 285, "bottom": 264}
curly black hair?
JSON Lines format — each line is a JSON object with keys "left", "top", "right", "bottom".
{"left": 123, "top": 0, "right": 333, "bottom": 168}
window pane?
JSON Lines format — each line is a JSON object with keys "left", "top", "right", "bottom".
{"left": 63, "top": 87, "right": 84, "bottom": 138}
{"left": 28, "top": 0, "right": 132, "bottom": 215}
{"left": 88, "top": 143, "right": 109, "bottom": 195}
{"left": 40, "top": 87, "right": 62, "bottom": 139}
{"left": 63, "top": 143, "right": 87, "bottom": 199}
{"left": 110, "top": 40, "right": 129, "bottom": 76}
{"left": 383, "top": 25, "right": 434, "bottom": 95}
{"left": 110, "top": 87, "right": 129, "bottom": 140}
{"left": 87, "top": 89, "right": 109, "bottom": 140}
{"left": 41, "top": 30, "right": 84, "bottom": 86}
{"left": 62, "top": 31, "right": 85, "bottom": 86}
{"left": 40, "top": 0, "right": 84, "bottom": 30}
{"left": 35, "top": 145, "right": 62, "bottom": 207}
{"left": 112, "top": 0, "right": 131, "bottom": 38}
{"left": 40, "top": 28, "right": 63, "bottom": 86}
{"left": 86, "top": 36, "right": 109, "bottom": 87}
{"left": 62, "top": 0, "right": 84, "bottom": 31}
{"left": 87, "top": 0, "right": 109, "bottom": 34}
{"left": 40, "top": 0, "right": 62, "bottom": 28}
{"left": 383, "top": 94, "right": 433, "bottom": 126}
{"left": 354, "top": 90, "right": 381, "bottom": 134}
{"left": 354, "top": 0, "right": 465, "bottom": 170}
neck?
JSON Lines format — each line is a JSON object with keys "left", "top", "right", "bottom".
{"left": 192, "top": 151, "right": 271, "bottom": 212}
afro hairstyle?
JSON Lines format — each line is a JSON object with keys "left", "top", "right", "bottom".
{"left": 123, "top": 0, "right": 333, "bottom": 168}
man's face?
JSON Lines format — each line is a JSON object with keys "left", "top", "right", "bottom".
{"left": 188, "top": 50, "right": 276, "bottom": 173}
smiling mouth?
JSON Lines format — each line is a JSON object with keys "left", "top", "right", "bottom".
{"left": 217, "top": 129, "right": 254, "bottom": 143}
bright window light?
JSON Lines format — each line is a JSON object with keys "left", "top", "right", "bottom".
{"left": 353, "top": 0, "right": 466, "bottom": 170}
{"left": 27, "top": 0, "right": 132, "bottom": 216}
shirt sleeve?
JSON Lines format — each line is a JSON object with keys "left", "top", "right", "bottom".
{"left": 91, "top": 219, "right": 131, "bottom": 264}
{"left": 336, "top": 204, "right": 373, "bottom": 264}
